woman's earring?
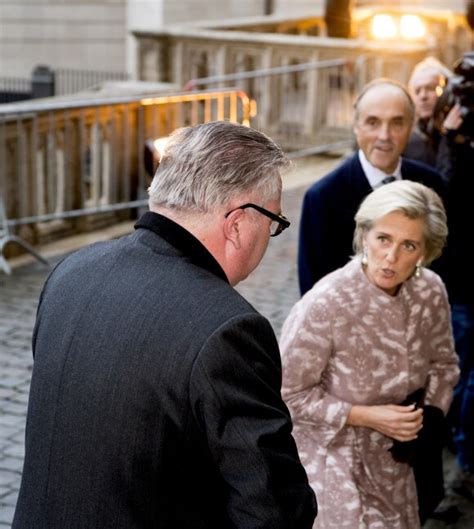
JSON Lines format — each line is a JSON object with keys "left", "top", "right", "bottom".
{"left": 362, "top": 248, "right": 368, "bottom": 266}
{"left": 415, "top": 260, "right": 422, "bottom": 278}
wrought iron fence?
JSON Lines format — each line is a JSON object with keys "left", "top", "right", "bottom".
{"left": 55, "top": 68, "right": 130, "bottom": 96}
{"left": 0, "top": 76, "right": 32, "bottom": 104}
{"left": 0, "top": 67, "right": 130, "bottom": 104}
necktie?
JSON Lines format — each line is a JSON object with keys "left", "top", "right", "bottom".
{"left": 382, "top": 176, "right": 396, "bottom": 185}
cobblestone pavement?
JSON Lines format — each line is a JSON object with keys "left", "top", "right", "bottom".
{"left": 1, "top": 156, "right": 473, "bottom": 527}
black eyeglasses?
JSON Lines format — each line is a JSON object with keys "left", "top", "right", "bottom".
{"left": 225, "top": 203, "right": 290, "bottom": 237}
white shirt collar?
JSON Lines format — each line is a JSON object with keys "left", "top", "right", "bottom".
{"left": 358, "top": 150, "right": 402, "bottom": 189}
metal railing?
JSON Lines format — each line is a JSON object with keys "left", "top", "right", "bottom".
{"left": 0, "top": 88, "right": 254, "bottom": 273}
{"left": 0, "top": 76, "right": 32, "bottom": 104}
{"left": 0, "top": 67, "right": 130, "bottom": 104}
{"left": 55, "top": 68, "right": 130, "bottom": 96}
{"left": 184, "top": 58, "right": 357, "bottom": 159}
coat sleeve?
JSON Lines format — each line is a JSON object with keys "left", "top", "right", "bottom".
{"left": 424, "top": 279, "right": 460, "bottom": 414}
{"left": 279, "top": 296, "right": 352, "bottom": 447}
{"left": 298, "top": 189, "right": 332, "bottom": 296}
{"left": 189, "top": 313, "right": 317, "bottom": 529}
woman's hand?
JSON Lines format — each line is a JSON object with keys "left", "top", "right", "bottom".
{"left": 347, "top": 404, "right": 423, "bottom": 442}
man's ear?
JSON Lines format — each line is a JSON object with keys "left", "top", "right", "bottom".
{"left": 223, "top": 209, "right": 243, "bottom": 249}
{"left": 352, "top": 116, "right": 359, "bottom": 134}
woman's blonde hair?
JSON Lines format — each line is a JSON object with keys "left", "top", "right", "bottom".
{"left": 353, "top": 180, "right": 448, "bottom": 265}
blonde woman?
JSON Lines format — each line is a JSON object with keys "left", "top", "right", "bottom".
{"left": 281, "top": 180, "right": 459, "bottom": 528}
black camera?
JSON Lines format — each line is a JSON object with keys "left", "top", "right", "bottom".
{"left": 433, "top": 52, "right": 474, "bottom": 142}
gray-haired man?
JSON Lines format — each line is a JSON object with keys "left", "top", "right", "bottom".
{"left": 13, "top": 121, "right": 317, "bottom": 529}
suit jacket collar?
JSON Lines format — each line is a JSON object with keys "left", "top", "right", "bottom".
{"left": 134, "top": 211, "right": 229, "bottom": 284}
{"left": 348, "top": 153, "right": 373, "bottom": 198}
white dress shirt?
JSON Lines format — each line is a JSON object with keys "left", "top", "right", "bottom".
{"left": 358, "top": 150, "right": 402, "bottom": 189}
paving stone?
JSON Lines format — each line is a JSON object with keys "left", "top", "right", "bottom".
{"left": 0, "top": 504, "right": 16, "bottom": 526}
{"left": 0, "top": 469, "right": 17, "bottom": 489}
{"left": 0, "top": 389, "right": 13, "bottom": 400}
{"left": 0, "top": 415, "right": 26, "bottom": 428}
{"left": 2, "top": 443, "right": 24, "bottom": 460}
{"left": 0, "top": 455, "right": 23, "bottom": 473}
{"left": 0, "top": 490, "right": 19, "bottom": 508}
{"left": 9, "top": 393, "right": 29, "bottom": 406}
{"left": 0, "top": 402, "right": 28, "bottom": 417}
{"left": 0, "top": 424, "right": 19, "bottom": 441}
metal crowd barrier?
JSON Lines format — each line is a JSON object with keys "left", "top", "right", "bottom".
{"left": 184, "top": 58, "right": 357, "bottom": 159}
{"left": 0, "top": 88, "right": 254, "bottom": 274}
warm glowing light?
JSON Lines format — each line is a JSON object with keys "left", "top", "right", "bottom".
{"left": 153, "top": 137, "right": 168, "bottom": 161}
{"left": 400, "top": 15, "right": 426, "bottom": 40}
{"left": 370, "top": 14, "right": 397, "bottom": 40}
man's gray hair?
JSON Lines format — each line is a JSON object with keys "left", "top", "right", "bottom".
{"left": 408, "top": 56, "right": 453, "bottom": 93}
{"left": 353, "top": 180, "right": 448, "bottom": 265}
{"left": 148, "top": 121, "right": 290, "bottom": 212}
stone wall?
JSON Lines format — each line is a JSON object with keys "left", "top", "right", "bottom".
{"left": 0, "top": 0, "right": 128, "bottom": 78}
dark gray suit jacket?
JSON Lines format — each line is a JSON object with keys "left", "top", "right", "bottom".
{"left": 13, "top": 212, "right": 317, "bottom": 529}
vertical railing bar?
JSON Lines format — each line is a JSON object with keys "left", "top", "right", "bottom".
{"left": 230, "top": 92, "right": 237, "bottom": 122}
{"left": 165, "top": 103, "right": 173, "bottom": 136}
{"left": 151, "top": 104, "right": 158, "bottom": 140}
{"left": 110, "top": 106, "right": 118, "bottom": 204}
{"left": 16, "top": 118, "right": 29, "bottom": 220}
{"left": 137, "top": 105, "right": 146, "bottom": 198}
{"left": 0, "top": 119, "right": 6, "bottom": 202}
{"left": 89, "top": 108, "right": 101, "bottom": 207}
{"left": 176, "top": 100, "right": 184, "bottom": 128}
{"left": 101, "top": 106, "right": 110, "bottom": 205}
{"left": 47, "top": 112, "right": 57, "bottom": 214}
{"left": 64, "top": 109, "right": 72, "bottom": 212}
{"left": 54, "top": 111, "right": 65, "bottom": 215}
{"left": 78, "top": 109, "right": 87, "bottom": 207}
{"left": 217, "top": 94, "right": 224, "bottom": 121}
{"left": 30, "top": 115, "right": 39, "bottom": 217}
{"left": 122, "top": 105, "right": 130, "bottom": 203}
{"left": 191, "top": 100, "right": 198, "bottom": 125}
{"left": 171, "top": 102, "right": 179, "bottom": 131}
{"left": 206, "top": 98, "right": 212, "bottom": 122}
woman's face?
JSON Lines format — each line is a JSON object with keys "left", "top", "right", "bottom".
{"left": 363, "top": 211, "right": 426, "bottom": 296}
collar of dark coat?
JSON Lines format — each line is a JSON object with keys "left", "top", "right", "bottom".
{"left": 134, "top": 211, "right": 229, "bottom": 284}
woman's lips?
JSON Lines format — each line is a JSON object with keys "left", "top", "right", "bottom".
{"left": 381, "top": 268, "right": 395, "bottom": 278}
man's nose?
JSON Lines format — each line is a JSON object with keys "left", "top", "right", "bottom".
{"left": 419, "top": 88, "right": 429, "bottom": 99}
{"left": 377, "top": 123, "right": 390, "bottom": 140}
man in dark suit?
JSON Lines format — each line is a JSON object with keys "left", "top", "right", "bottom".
{"left": 13, "top": 121, "right": 317, "bottom": 529}
{"left": 298, "top": 78, "right": 446, "bottom": 295}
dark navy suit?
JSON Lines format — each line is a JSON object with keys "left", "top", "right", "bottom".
{"left": 298, "top": 152, "right": 446, "bottom": 295}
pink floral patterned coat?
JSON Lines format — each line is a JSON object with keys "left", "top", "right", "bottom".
{"left": 280, "top": 258, "right": 460, "bottom": 529}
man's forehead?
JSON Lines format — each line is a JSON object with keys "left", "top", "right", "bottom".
{"left": 411, "top": 69, "right": 442, "bottom": 87}
{"left": 357, "top": 86, "right": 410, "bottom": 117}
